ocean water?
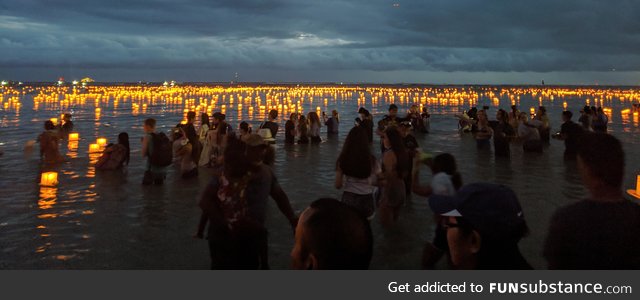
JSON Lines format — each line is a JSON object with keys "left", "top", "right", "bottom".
{"left": 0, "top": 84, "right": 638, "bottom": 269}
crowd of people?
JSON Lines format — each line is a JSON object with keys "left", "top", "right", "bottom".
{"left": 457, "top": 104, "right": 599, "bottom": 160}
{"left": 31, "top": 101, "right": 640, "bottom": 270}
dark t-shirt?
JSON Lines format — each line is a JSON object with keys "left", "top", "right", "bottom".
{"left": 261, "top": 121, "right": 279, "bottom": 138}
{"left": 284, "top": 120, "right": 295, "bottom": 143}
{"left": 325, "top": 117, "right": 339, "bottom": 134}
{"left": 362, "top": 119, "right": 374, "bottom": 143}
{"left": 560, "top": 121, "right": 583, "bottom": 156}
{"left": 544, "top": 199, "right": 640, "bottom": 269}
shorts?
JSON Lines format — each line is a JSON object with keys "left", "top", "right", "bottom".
{"left": 341, "top": 192, "right": 375, "bottom": 219}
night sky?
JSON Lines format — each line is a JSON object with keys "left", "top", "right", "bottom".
{"left": 1, "top": 0, "right": 640, "bottom": 84}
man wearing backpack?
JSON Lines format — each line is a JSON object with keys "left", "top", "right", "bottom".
{"left": 142, "top": 118, "right": 171, "bottom": 185}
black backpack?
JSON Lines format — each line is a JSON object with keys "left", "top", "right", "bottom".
{"left": 149, "top": 132, "right": 173, "bottom": 167}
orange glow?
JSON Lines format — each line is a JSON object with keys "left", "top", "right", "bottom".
{"left": 89, "top": 143, "right": 100, "bottom": 153}
{"left": 96, "top": 138, "right": 107, "bottom": 147}
{"left": 68, "top": 132, "right": 79, "bottom": 141}
{"left": 628, "top": 175, "right": 640, "bottom": 199}
{"left": 40, "top": 172, "right": 58, "bottom": 187}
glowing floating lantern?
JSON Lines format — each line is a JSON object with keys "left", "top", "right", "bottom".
{"left": 96, "top": 138, "right": 107, "bottom": 147}
{"left": 40, "top": 172, "right": 59, "bottom": 187}
{"left": 68, "top": 132, "right": 79, "bottom": 141}
{"left": 50, "top": 118, "right": 58, "bottom": 125}
{"left": 628, "top": 175, "right": 640, "bottom": 199}
{"left": 89, "top": 143, "right": 101, "bottom": 153}
{"left": 68, "top": 141, "right": 78, "bottom": 152}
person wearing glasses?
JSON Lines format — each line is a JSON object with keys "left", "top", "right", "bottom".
{"left": 428, "top": 183, "right": 532, "bottom": 270}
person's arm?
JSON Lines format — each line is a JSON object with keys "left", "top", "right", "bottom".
{"left": 198, "top": 179, "right": 225, "bottom": 228}
{"left": 412, "top": 159, "right": 433, "bottom": 197}
{"left": 270, "top": 174, "right": 298, "bottom": 231}
{"left": 543, "top": 210, "right": 571, "bottom": 270}
{"left": 194, "top": 213, "right": 208, "bottom": 239}
{"left": 335, "top": 166, "right": 344, "bottom": 189}
{"left": 141, "top": 134, "right": 149, "bottom": 158}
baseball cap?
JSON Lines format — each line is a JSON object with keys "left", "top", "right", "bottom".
{"left": 245, "top": 134, "right": 268, "bottom": 147}
{"left": 429, "top": 183, "right": 526, "bottom": 241}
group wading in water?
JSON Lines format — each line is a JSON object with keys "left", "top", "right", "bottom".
{"left": 22, "top": 101, "right": 640, "bottom": 270}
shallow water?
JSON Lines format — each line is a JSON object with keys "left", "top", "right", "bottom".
{"left": 0, "top": 85, "right": 638, "bottom": 269}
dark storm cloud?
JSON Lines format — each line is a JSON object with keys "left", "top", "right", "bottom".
{"left": 1, "top": 0, "right": 640, "bottom": 81}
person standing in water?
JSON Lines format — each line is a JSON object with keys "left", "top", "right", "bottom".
{"left": 297, "top": 114, "right": 309, "bottom": 144}
{"left": 491, "top": 109, "right": 515, "bottom": 157}
{"left": 58, "top": 113, "right": 74, "bottom": 137}
{"left": 260, "top": 110, "right": 279, "bottom": 139}
{"left": 412, "top": 153, "right": 463, "bottom": 269}
{"left": 141, "top": 118, "right": 169, "bottom": 185}
{"left": 38, "top": 120, "right": 63, "bottom": 164}
{"left": 323, "top": 110, "right": 340, "bottom": 135}
{"left": 308, "top": 112, "right": 322, "bottom": 144}
{"left": 356, "top": 107, "right": 374, "bottom": 143}
{"left": 475, "top": 110, "right": 493, "bottom": 150}
{"left": 378, "top": 126, "right": 409, "bottom": 227}
{"left": 96, "top": 132, "right": 130, "bottom": 170}
{"left": 535, "top": 106, "right": 551, "bottom": 144}
{"left": 544, "top": 133, "right": 640, "bottom": 269}
{"left": 183, "top": 112, "right": 201, "bottom": 168}
{"left": 553, "top": 110, "right": 584, "bottom": 161}
{"left": 198, "top": 135, "right": 297, "bottom": 269}
{"left": 284, "top": 113, "right": 298, "bottom": 144}
{"left": 335, "top": 126, "right": 380, "bottom": 219}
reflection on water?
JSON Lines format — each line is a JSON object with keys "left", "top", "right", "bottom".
{"left": 0, "top": 84, "right": 639, "bottom": 269}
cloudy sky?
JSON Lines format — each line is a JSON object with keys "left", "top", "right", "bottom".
{"left": 1, "top": 0, "right": 640, "bottom": 84}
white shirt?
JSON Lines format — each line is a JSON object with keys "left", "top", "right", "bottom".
{"left": 430, "top": 172, "right": 456, "bottom": 196}
{"left": 343, "top": 160, "right": 381, "bottom": 195}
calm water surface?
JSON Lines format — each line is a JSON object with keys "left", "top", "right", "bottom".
{"left": 0, "top": 85, "right": 638, "bottom": 269}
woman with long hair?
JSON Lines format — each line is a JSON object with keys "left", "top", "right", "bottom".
{"left": 38, "top": 120, "right": 63, "bottom": 164}
{"left": 297, "top": 114, "right": 309, "bottom": 144}
{"left": 475, "top": 110, "right": 493, "bottom": 149}
{"left": 198, "top": 135, "right": 297, "bottom": 269}
{"left": 307, "top": 112, "right": 322, "bottom": 144}
{"left": 493, "top": 109, "right": 515, "bottom": 157}
{"left": 96, "top": 132, "right": 130, "bottom": 170}
{"left": 378, "top": 126, "right": 409, "bottom": 227}
{"left": 198, "top": 113, "right": 211, "bottom": 142}
{"left": 335, "top": 126, "right": 380, "bottom": 219}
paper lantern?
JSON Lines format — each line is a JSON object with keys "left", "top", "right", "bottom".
{"left": 68, "top": 141, "right": 78, "bottom": 152}
{"left": 50, "top": 118, "right": 58, "bottom": 125}
{"left": 40, "top": 172, "right": 58, "bottom": 187}
{"left": 628, "top": 175, "right": 640, "bottom": 199}
{"left": 89, "top": 143, "right": 100, "bottom": 153}
{"left": 96, "top": 138, "right": 107, "bottom": 147}
{"left": 68, "top": 132, "right": 79, "bottom": 141}
{"left": 530, "top": 107, "right": 535, "bottom": 116}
